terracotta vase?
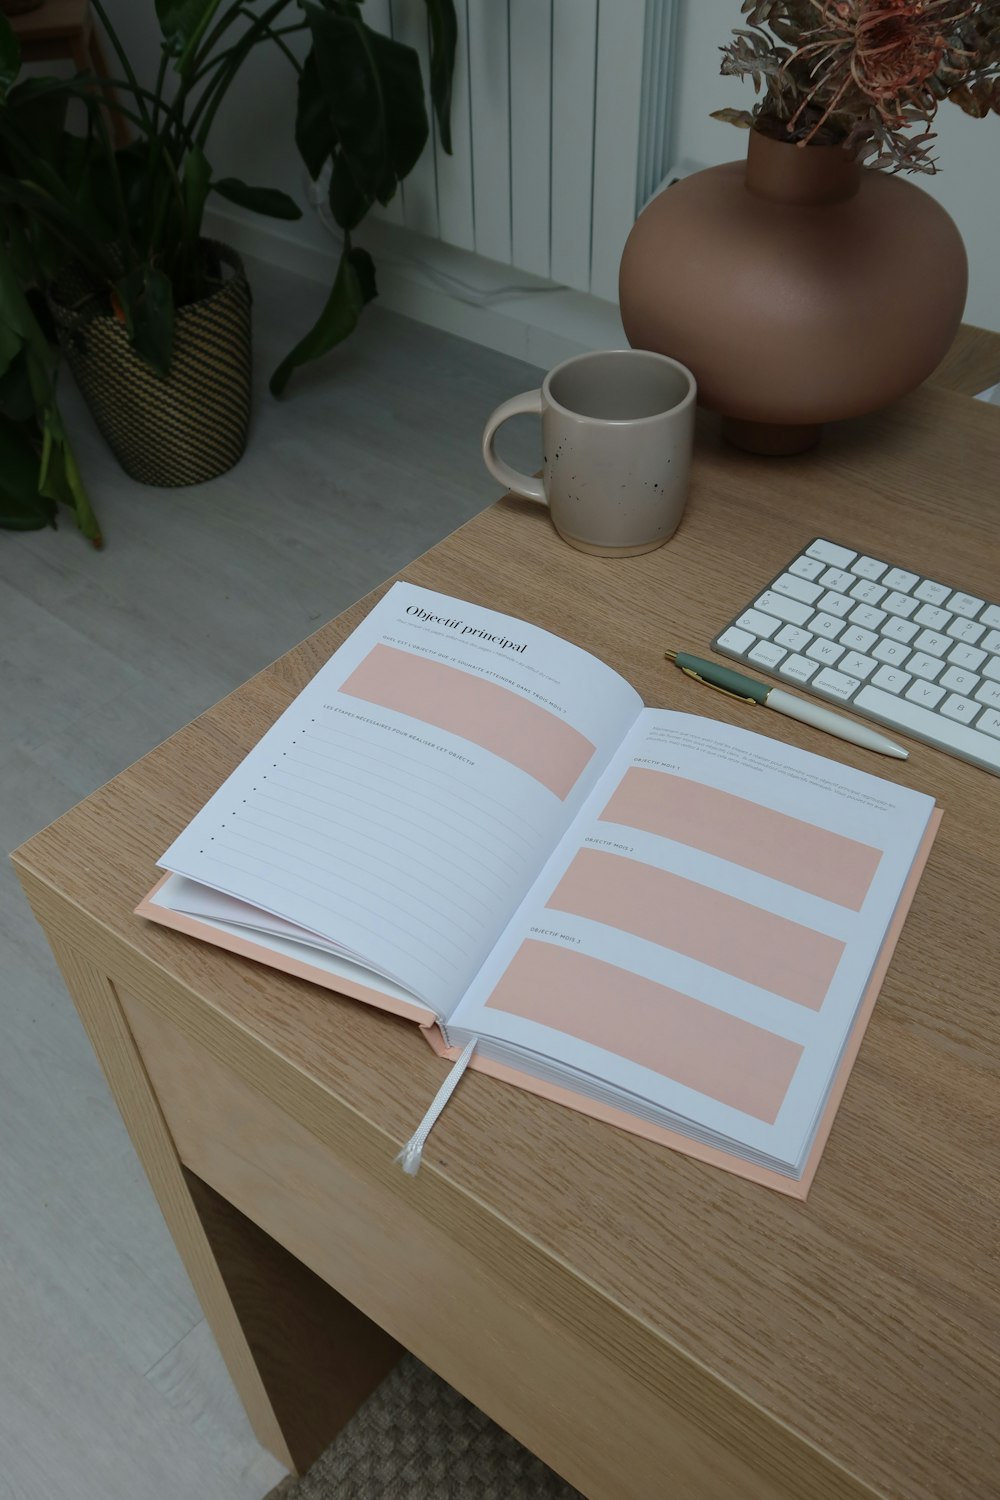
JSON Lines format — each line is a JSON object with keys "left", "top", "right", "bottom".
{"left": 618, "top": 129, "right": 968, "bottom": 455}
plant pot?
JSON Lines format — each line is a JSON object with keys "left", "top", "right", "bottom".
{"left": 618, "top": 130, "right": 968, "bottom": 455}
{"left": 50, "top": 241, "right": 252, "bottom": 487}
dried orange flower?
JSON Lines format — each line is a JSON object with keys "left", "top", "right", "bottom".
{"left": 716, "top": 0, "right": 1000, "bottom": 170}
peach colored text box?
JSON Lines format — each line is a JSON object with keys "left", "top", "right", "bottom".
{"left": 548, "top": 848, "right": 844, "bottom": 1009}
{"left": 340, "top": 644, "right": 595, "bottom": 799}
{"left": 486, "top": 940, "right": 802, "bottom": 1122}
{"left": 601, "top": 768, "right": 881, "bottom": 910}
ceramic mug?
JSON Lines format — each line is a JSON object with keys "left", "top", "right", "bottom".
{"left": 482, "top": 348, "right": 697, "bottom": 557}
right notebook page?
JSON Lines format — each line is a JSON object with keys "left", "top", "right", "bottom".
{"left": 447, "top": 712, "right": 936, "bottom": 1176}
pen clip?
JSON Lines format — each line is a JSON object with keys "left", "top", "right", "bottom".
{"left": 676, "top": 665, "right": 758, "bottom": 707}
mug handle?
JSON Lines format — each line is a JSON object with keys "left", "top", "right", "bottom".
{"left": 482, "top": 390, "right": 547, "bottom": 505}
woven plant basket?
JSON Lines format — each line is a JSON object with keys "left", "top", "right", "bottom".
{"left": 51, "top": 241, "right": 252, "bottom": 487}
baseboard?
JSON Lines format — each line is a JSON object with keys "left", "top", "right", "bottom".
{"left": 203, "top": 206, "right": 626, "bottom": 370}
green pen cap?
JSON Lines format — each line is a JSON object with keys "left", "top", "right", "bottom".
{"left": 672, "top": 652, "right": 771, "bottom": 706}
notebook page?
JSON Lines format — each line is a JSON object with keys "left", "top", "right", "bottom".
{"left": 447, "top": 712, "right": 934, "bottom": 1168}
{"left": 159, "top": 583, "right": 642, "bottom": 1017}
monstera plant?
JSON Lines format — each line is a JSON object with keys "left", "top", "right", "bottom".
{"left": 0, "top": 0, "right": 456, "bottom": 535}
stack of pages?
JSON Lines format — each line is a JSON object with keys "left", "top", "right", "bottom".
{"left": 140, "top": 583, "right": 939, "bottom": 1195}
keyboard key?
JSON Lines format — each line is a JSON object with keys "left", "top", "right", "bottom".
{"left": 872, "top": 665, "right": 912, "bottom": 693}
{"left": 882, "top": 616, "right": 919, "bottom": 644}
{"left": 850, "top": 604, "right": 886, "bottom": 631}
{"left": 813, "top": 667, "right": 860, "bottom": 700}
{"left": 779, "top": 653, "right": 818, "bottom": 683}
{"left": 789, "top": 554, "right": 825, "bottom": 580}
{"left": 883, "top": 567, "right": 919, "bottom": 592}
{"left": 940, "top": 666, "right": 979, "bottom": 695}
{"left": 983, "top": 657, "right": 1000, "bottom": 683}
{"left": 873, "top": 639, "right": 910, "bottom": 666}
{"left": 882, "top": 591, "right": 918, "bottom": 618}
{"left": 819, "top": 567, "right": 855, "bottom": 593}
{"left": 908, "top": 652, "right": 944, "bottom": 681}
{"left": 947, "top": 617, "right": 985, "bottom": 644}
{"left": 806, "top": 638, "right": 845, "bottom": 666}
{"left": 818, "top": 590, "right": 853, "bottom": 618}
{"left": 807, "top": 539, "right": 856, "bottom": 567}
{"left": 983, "top": 630, "right": 1000, "bottom": 655}
{"left": 980, "top": 605, "right": 1000, "bottom": 629}
{"left": 914, "top": 603, "right": 951, "bottom": 630}
{"left": 851, "top": 555, "right": 887, "bottom": 580}
{"left": 811, "top": 612, "right": 844, "bottom": 640}
{"left": 941, "top": 693, "right": 980, "bottom": 725}
{"left": 840, "top": 625, "right": 878, "bottom": 653}
{"left": 772, "top": 571, "right": 823, "bottom": 605}
{"left": 716, "top": 626, "right": 755, "bottom": 655}
{"left": 949, "top": 643, "right": 987, "bottom": 671}
{"left": 854, "top": 686, "right": 1000, "bottom": 769}
{"left": 913, "top": 629, "right": 951, "bottom": 657}
{"left": 948, "top": 591, "right": 984, "bottom": 618}
{"left": 850, "top": 579, "right": 887, "bottom": 605}
{"left": 914, "top": 578, "right": 951, "bottom": 605}
{"left": 754, "top": 590, "right": 813, "bottom": 627}
{"left": 975, "top": 680, "right": 1000, "bottom": 709}
{"left": 979, "top": 709, "right": 1000, "bottom": 740}
{"left": 749, "top": 641, "right": 786, "bottom": 670}
{"left": 775, "top": 623, "right": 811, "bottom": 651}
{"left": 736, "top": 609, "right": 779, "bottom": 639}
{"left": 839, "top": 651, "right": 877, "bottom": 680}
{"left": 906, "top": 679, "right": 945, "bottom": 708}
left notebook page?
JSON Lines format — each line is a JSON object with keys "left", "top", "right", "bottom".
{"left": 155, "top": 582, "right": 642, "bottom": 1018}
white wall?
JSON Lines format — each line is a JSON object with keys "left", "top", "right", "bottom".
{"left": 100, "top": 0, "right": 1000, "bottom": 335}
{"left": 671, "top": 0, "right": 1000, "bottom": 333}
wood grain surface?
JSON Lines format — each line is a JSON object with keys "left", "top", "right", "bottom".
{"left": 931, "top": 323, "right": 1000, "bottom": 397}
{"left": 13, "top": 371, "right": 1000, "bottom": 1500}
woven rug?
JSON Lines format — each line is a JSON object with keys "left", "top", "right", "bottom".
{"left": 263, "top": 1354, "right": 582, "bottom": 1499}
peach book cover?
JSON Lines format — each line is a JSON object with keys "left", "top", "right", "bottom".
{"left": 137, "top": 582, "right": 939, "bottom": 1196}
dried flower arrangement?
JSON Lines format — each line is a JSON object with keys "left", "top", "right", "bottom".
{"left": 714, "top": 0, "right": 1000, "bottom": 171}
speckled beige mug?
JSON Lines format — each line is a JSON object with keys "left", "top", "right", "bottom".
{"left": 482, "top": 349, "right": 696, "bottom": 557}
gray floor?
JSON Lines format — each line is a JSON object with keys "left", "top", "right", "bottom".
{"left": 0, "top": 257, "right": 541, "bottom": 1500}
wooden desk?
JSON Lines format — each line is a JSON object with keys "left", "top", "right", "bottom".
{"left": 12, "top": 369, "right": 1000, "bottom": 1500}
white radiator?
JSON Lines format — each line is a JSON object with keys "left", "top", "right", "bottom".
{"left": 363, "top": 0, "right": 680, "bottom": 303}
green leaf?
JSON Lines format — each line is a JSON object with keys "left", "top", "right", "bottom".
{"left": 304, "top": 5, "right": 387, "bottom": 190}
{"left": 0, "top": 418, "right": 55, "bottom": 532}
{"left": 0, "top": 348, "right": 37, "bottom": 421}
{"left": 116, "top": 265, "right": 175, "bottom": 376}
{"left": 0, "top": 314, "right": 22, "bottom": 380}
{"left": 269, "top": 239, "right": 374, "bottom": 397}
{"left": 421, "top": 0, "right": 457, "bottom": 154}
{"left": 38, "top": 421, "right": 102, "bottom": 545}
{"left": 366, "top": 26, "right": 428, "bottom": 184}
{"left": 156, "top": 0, "right": 225, "bottom": 71}
{"left": 327, "top": 147, "right": 375, "bottom": 231}
{"left": 4, "top": 78, "right": 69, "bottom": 160}
{"left": 0, "top": 14, "right": 20, "bottom": 104}
{"left": 295, "top": 49, "right": 335, "bottom": 180}
{"left": 304, "top": 4, "right": 428, "bottom": 211}
{"left": 212, "top": 177, "right": 302, "bottom": 220}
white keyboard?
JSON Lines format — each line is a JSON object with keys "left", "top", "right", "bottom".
{"left": 713, "top": 537, "right": 1000, "bottom": 775}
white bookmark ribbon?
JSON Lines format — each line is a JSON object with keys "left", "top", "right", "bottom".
{"left": 395, "top": 1038, "right": 477, "bottom": 1176}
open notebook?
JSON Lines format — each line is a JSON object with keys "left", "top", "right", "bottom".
{"left": 139, "top": 583, "right": 939, "bottom": 1196}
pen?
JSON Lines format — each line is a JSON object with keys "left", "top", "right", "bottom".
{"left": 664, "top": 650, "right": 908, "bottom": 760}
